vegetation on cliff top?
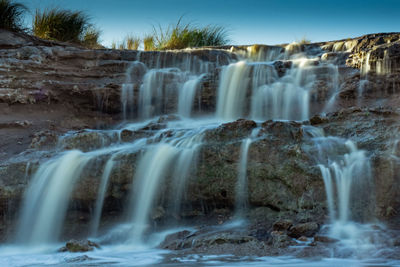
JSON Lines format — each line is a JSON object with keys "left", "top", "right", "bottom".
{"left": 150, "top": 18, "right": 229, "bottom": 50}
{"left": 33, "top": 8, "right": 101, "bottom": 48}
{"left": 0, "top": 0, "right": 228, "bottom": 50}
{"left": 112, "top": 18, "right": 229, "bottom": 51}
{"left": 0, "top": 0, "right": 27, "bottom": 32}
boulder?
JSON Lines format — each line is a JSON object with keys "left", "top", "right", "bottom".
{"left": 288, "top": 222, "right": 319, "bottom": 238}
{"left": 59, "top": 239, "right": 100, "bottom": 252}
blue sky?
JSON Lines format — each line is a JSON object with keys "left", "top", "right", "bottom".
{"left": 20, "top": 0, "right": 400, "bottom": 47}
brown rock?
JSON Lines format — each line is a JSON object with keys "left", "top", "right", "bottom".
{"left": 272, "top": 219, "right": 293, "bottom": 231}
{"left": 288, "top": 222, "right": 319, "bottom": 238}
{"left": 314, "top": 235, "right": 339, "bottom": 243}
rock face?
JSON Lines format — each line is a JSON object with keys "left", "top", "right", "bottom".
{"left": 59, "top": 239, "right": 100, "bottom": 252}
{"left": 0, "top": 29, "right": 399, "bottom": 251}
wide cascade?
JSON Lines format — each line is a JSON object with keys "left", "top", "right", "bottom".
{"left": 7, "top": 36, "right": 398, "bottom": 266}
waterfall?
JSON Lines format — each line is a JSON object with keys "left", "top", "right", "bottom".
{"left": 216, "top": 61, "right": 251, "bottom": 120}
{"left": 127, "top": 128, "right": 205, "bottom": 244}
{"left": 16, "top": 151, "right": 90, "bottom": 245}
{"left": 361, "top": 50, "right": 393, "bottom": 76}
{"left": 235, "top": 138, "right": 251, "bottom": 217}
{"left": 303, "top": 126, "right": 373, "bottom": 239}
{"left": 234, "top": 128, "right": 260, "bottom": 218}
{"left": 89, "top": 154, "right": 117, "bottom": 237}
{"left": 121, "top": 60, "right": 147, "bottom": 120}
{"left": 129, "top": 144, "right": 179, "bottom": 243}
{"left": 216, "top": 56, "right": 339, "bottom": 121}
{"left": 178, "top": 75, "right": 204, "bottom": 117}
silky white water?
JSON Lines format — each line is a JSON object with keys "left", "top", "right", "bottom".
{"left": 89, "top": 154, "right": 117, "bottom": 237}
{"left": 16, "top": 150, "right": 90, "bottom": 245}
{"left": 235, "top": 128, "right": 260, "bottom": 218}
{"left": 178, "top": 75, "right": 204, "bottom": 117}
{"left": 303, "top": 126, "right": 373, "bottom": 241}
{"left": 128, "top": 124, "right": 206, "bottom": 243}
{"left": 4, "top": 44, "right": 397, "bottom": 266}
{"left": 217, "top": 46, "right": 339, "bottom": 121}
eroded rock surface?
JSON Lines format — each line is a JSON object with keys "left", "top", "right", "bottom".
{"left": 0, "top": 30, "right": 399, "bottom": 256}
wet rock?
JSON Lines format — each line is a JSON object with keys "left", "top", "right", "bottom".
{"left": 272, "top": 219, "right": 293, "bottom": 231}
{"left": 159, "top": 230, "right": 193, "bottom": 250}
{"left": 251, "top": 228, "right": 271, "bottom": 242}
{"left": 120, "top": 129, "right": 149, "bottom": 142}
{"left": 30, "top": 130, "right": 58, "bottom": 150}
{"left": 309, "top": 115, "right": 328, "bottom": 125}
{"left": 298, "top": 236, "right": 308, "bottom": 242}
{"left": 151, "top": 206, "right": 165, "bottom": 220}
{"left": 288, "top": 222, "right": 319, "bottom": 238}
{"left": 314, "top": 235, "right": 339, "bottom": 243}
{"left": 59, "top": 239, "right": 100, "bottom": 252}
{"left": 204, "top": 119, "right": 257, "bottom": 142}
{"left": 269, "top": 230, "right": 294, "bottom": 248}
{"left": 59, "top": 131, "right": 115, "bottom": 152}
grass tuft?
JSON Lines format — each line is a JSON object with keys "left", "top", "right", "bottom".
{"left": 125, "top": 34, "right": 140, "bottom": 50}
{"left": 33, "top": 8, "right": 99, "bottom": 46}
{"left": 143, "top": 35, "right": 155, "bottom": 51}
{"left": 151, "top": 17, "right": 229, "bottom": 50}
{"left": 0, "top": 0, "right": 27, "bottom": 32}
{"left": 82, "top": 26, "right": 101, "bottom": 48}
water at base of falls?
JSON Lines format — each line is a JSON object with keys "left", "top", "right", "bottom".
{"left": 0, "top": 243, "right": 398, "bottom": 266}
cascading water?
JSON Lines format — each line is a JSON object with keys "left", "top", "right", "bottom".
{"left": 90, "top": 154, "right": 117, "bottom": 237}
{"left": 128, "top": 126, "right": 205, "bottom": 244}
{"left": 178, "top": 74, "right": 204, "bottom": 117}
{"left": 303, "top": 126, "right": 373, "bottom": 239}
{"left": 7, "top": 39, "right": 397, "bottom": 266}
{"left": 216, "top": 44, "right": 339, "bottom": 121}
{"left": 16, "top": 151, "right": 91, "bottom": 245}
{"left": 234, "top": 128, "right": 260, "bottom": 219}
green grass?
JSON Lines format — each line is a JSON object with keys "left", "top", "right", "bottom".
{"left": 82, "top": 26, "right": 101, "bottom": 48}
{"left": 125, "top": 35, "right": 140, "bottom": 50}
{"left": 0, "top": 0, "right": 27, "bottom": 32}
{"left": 143, "top": 35, "right": 155, "bottom": 51}
{"left": 151, "top": 18, "right": 230, "bottom": 50}
{"left": 33, "top": 8, "right": 100, "bottom": 47}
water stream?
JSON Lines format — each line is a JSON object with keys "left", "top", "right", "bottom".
{"left": 2, "top": 43, "right": 398, "bottom": 266}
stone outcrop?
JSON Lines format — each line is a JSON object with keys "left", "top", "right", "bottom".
{"left": 0, "top": 29, "right": 400, "bottom": 253}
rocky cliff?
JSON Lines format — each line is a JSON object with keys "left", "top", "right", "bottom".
{"left": 0, "top": 29, "right": 399, "bottom": 256}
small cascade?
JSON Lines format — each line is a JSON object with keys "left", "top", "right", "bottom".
{"left": 376, "top": 50, "right": 392, "bottom": 75}
{"left": 216, "top": 55, "right": 339, "bottom": 121}
{"left": 122, "top": 52, "right": 217, "bottom": 120}
{"left": 361, "top": 51, "right": 372, "bottom": 77}
{"left": 137, "top": 68, "right": 207, "bottom": 119}
{"left": 284, "top": 42, "right": 303, "bottom": 59}
{"left": 128, "top": 144, "right": 179, "bottom": 243}
{"left": 361, "top": 49, "right": 393, "bottom": 76}
{"left": 232, "top": 45, "right": 284, "bottom": 62}
{"left": 16, "top": 151, "right": 91, "bottom": 245}
{"left": 89, "top": 154, "right": 117, "bottom": 237}
{"left": 177, "top": 74, "right": 204, "bottom": 117}
{"left": 121, "top": 64, "right": 135, "bottom": 120}
{"left": 321, "top": 40, "right": 357, "bottom": 53}
{"left": 121, "top": 60, "right": 147, "bottom": 120}
{"left": 234, "top": 128, "right": 260, "bottom": 218}
{"left": 303, "top": 126, "right": 373, "bottom": 239}
{"left": 216, "top": 61, "right": 252, "bottom": 120}
{"left": 127, "top": 127, "right": 206, "bottom": 244}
